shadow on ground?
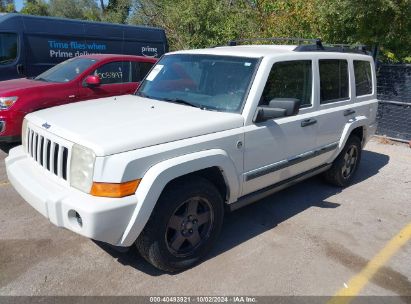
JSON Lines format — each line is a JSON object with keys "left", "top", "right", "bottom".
{"left": 95, "top": 150, "right": 390, "bottom": 275}
{"left": 0, "top": 142, "right": 20, "bottom": 154}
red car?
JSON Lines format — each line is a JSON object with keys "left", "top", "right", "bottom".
{"left": 0, "top": 54, "right": 157, "bottom": 142}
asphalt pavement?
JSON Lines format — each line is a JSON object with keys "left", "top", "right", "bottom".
{"left": 0, "top": 138, "right": 410, "bottom": 298}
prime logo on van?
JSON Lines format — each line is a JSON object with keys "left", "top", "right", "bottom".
{"left": 141, "top": 46, "right": 158, "bottom": 58}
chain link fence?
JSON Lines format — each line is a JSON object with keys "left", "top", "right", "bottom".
{"left": 376, "top": 64, "right": 411, "bottom": 142}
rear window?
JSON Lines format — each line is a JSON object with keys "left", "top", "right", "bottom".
{"left": 354, "top": 60, "right": 373, "bottom": 96}
{"left": 319, "top": 59, "right": 349, "bottom": 104}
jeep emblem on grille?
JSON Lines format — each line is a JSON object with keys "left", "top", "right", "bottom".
{"left": 42, "top": 122, "right": 51, "bottom": 129}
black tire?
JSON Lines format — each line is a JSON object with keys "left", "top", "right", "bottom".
{"left": 323, "top": 135, "right": 362, "bottom": 187}
{"left": 135, "top": 176, "right": 224, "bottom": 272}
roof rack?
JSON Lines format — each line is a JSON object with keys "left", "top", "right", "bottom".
{"left": 227, "top": 37, "right": 372, "bottom": 56}
{"left": 228, "top": 37, "right": 323, "bottom": 48}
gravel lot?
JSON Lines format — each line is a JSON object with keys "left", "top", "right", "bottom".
{"left": 0, "top": 138, "right": 410, "bottom": 297}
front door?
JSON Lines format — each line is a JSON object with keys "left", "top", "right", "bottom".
{"left": 78, "top": 61, "right": 137, "bottom": 100}
{"left": 242, "top": 59, "right": 323, "bottom": 196}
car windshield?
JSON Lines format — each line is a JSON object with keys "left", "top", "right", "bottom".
{"left": 136, "top": 54, "right": 259, "bottom": 113}
{"left": 0, "top": 33, "right": 18, "bottom": 65}
{"left": 35, "top": 57, "right": 97, "bottom": 83}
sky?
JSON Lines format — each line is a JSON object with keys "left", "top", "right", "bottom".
{"left": 13, "top": 0, "right": 109, "bottom": 12}
{"left": 15, "top": 0, "right": 23, "bottom": 11}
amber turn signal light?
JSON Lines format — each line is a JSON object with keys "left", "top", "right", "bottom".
{"left": 90, "top": 179, "right": 141, "bottom": 198}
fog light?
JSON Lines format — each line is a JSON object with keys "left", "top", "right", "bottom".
{"left": 75, "top": 212, "right": 83, "bottom": 227}
{"left": 68, "top": 209, "right": 83, "bottom": 229}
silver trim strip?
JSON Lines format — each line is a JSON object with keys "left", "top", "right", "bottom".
{"left": 245, "top": 142, "right": 339, "bottom": 181}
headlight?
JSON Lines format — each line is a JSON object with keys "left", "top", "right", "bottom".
{"left": 21, "top": 118, "right": 28, "bottom": 149}
{"left": 0, "top": 96, "right": 18, "bottom": 110}
{"left": 70, "top": 144, "right": 96, "bottom": 193}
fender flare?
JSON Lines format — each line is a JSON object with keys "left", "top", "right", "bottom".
{"left": 117, "top": 149, "right": 240, "bottom": 246}
{"left": 337, "top": 116, "right": 369, "bottom": 154}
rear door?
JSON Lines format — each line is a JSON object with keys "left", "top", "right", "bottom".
{"left": 314, "top": 57, "right": 355, "bottom": 153}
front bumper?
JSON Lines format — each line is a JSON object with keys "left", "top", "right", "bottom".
{"left": 6, "top": 146, "right": 138, "bottom": 246}
{"left": 0, "top": 110, "right": 24, "bottom": 139}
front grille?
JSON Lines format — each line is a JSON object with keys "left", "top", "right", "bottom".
{"left": 26, "top": 128, "right": 69, "bottom": 181}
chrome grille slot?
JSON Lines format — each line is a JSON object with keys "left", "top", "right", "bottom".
{"left": 45, "top": 140, "right": 51, "bottom": 170}
{"left": 62, "top": 147, "right": 68, "bottom": 180}
{"left": 26, "top": 128, "right": 70, "bottom": 181}
{"left": 53, "top": 143, "right": 59, "bottom": 175}
{"left": 39, "top": 136, "right": 43, "bottom": 166}
{"left": 33, "top": 132, "right": 38, "bottom": 160}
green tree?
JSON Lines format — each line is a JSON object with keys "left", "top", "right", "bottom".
{"left": 20, "top": 0, "right": 49, "bottom": 16}
{"left": 253, "top": 0, "right": 411, "bottom": 62}
{"left": 48, "top": 0, "right": 101, "bottom": 20}
{"left": 0, "top": 0, "right": 16, "bottom": 12}
{"left": 255, "top": 0, "right": 318, "bottom": 39}
{"left": 132, "top": 0, "right": 257, "bottom": 50}
{"left": 101, "top": 0, "right": 131, "bottom": 24}
{"left": 316, "top": 0, "right": 411, "bottom": 62}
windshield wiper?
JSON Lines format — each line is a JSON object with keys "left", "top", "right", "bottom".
{"left": 135, "top": 91, "right": 151, "bottom": 98}
{"left": 161, "top": 98, "right": 203, "bottom": 109}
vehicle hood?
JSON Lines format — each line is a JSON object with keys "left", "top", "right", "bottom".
{"left": 0, "top": 78, "right": 55, "bottom": 94}
{"left": 26, "top": 95, "right": 244, "bottom": 156}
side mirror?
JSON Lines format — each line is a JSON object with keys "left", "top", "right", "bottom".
{"left": 255, "top": 98, "right": 300, "bottom": 123}
{"left": 84, "top": 75, "right": 101, "bottom": 87}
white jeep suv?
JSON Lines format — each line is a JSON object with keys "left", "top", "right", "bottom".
{"left": 6, "top": 40, "right": 378, "bottom": 272}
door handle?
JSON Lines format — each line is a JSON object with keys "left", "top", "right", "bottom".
{"left": 344, "top": 109, "right": 356, "bottom": 116}
{"left": 301, "top": 118, "right": 317, "bottom": 127}
{"left": 16, "top": 64, "right": 25, "bottom": 76}
{"left": 68, "top": 95, "right": 76, "bottom": 99}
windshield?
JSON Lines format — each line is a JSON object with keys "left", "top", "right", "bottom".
{"left": 35, "top": 57, "right": 97, "bottom": 83}
{"left": 0, "top": 33, "right": 18, "bottom": 65}
{"left": 136, "top": 54, "right": 259, "bottom": 113}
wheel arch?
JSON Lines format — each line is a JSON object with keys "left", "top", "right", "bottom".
{"left": 164, "top": 167, "right": 229, "bottom": 203}
{"left": 117, "top": 149, "right": 239, "bottom": 247}
{"left": 338, "top": 117, "right": 368, "bottom": 153}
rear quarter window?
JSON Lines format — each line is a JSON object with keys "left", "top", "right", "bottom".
{"left": 354, "top": 60, "right": 373, "bottom": 96}
{"left": 319, "top": 59, "right": 349, "bottom": 104}
{"left": 132, "top": 61, "right": 155, "bottom": 82}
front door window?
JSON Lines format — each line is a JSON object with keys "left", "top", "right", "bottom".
{"left": 0, "top": 33, "right": 18, "bottom": 65}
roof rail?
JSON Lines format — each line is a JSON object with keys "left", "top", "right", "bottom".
{"left": 295, "top": 43, "right": 370, "bottom": 55}
{"left": 228, "top": 37, "right": 323, "bottom": 49}
{"left": 226, "top": 37, "right": 373, "bottom": 57}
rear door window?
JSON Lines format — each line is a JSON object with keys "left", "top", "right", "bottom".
{"left": 131, "top": 61, "right": 155, "bottom": 82}
{"left": 319, "top": 59, "right": 349, "bottom": 104}
{"left": 354, "top": 60, "right": 373, "bottom": 96}
{"left": 0, "top": 33, "right": 18, "bottom": 65}
{"left": 93, "top": 61, "right": 131, "bottom": 85}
